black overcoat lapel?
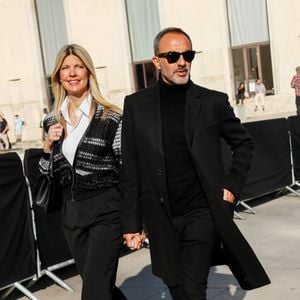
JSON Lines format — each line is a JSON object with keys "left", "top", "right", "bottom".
{"left": 145, "top": 84, "right": 165, "bottom": 159}
{"left": 185, "top": 83, "right": 203, "bottom": 147}
{"left": 143, "top": 83, "right": 173, "bottom": 221}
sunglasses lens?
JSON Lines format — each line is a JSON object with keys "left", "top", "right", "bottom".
{"left": 183, "top": 51, "right": 195, "bottom": 62}
{"left": 167, "top": 52, "right": 180, "bottom": 63}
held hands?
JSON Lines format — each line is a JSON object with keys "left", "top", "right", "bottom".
{"left": 43, "top": 123, "right": 64, "bottom": 153}
{"left": 123, "top": 231, "right": 146, "bottom": 251}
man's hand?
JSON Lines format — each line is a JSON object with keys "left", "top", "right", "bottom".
{"left": 223, "top": 188, "right": 235, "bottom": 203}
{"left": 123, "top": 232, "right": 146, "bottom": 250}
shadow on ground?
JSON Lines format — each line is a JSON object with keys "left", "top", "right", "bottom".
{"left": 119, "top": 264, "right": 247, "bottom": 300}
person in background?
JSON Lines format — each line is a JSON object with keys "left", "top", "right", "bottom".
{"left": 254, "top": 79, "right": 266, "bottom": 111}
{"left": 41, "top": 108, "right": 48, "bottom": 126}
{"left": 14, "top": 114, "right": 24, "bottom": 142}
{"left": 236, "top": 81, "right": 245, "bottom": 105}
{"left": 120, "top": 27, "right": 270, "bottom": 299}
{"left": 39, "top": 44, "right": 126, "bottom": 300}
{"left": 290, "top": 66, "right": 300, "bottom": 115}
{"left": 40, "top": 107, "right": 49, "bottom": 141}
{"left": 0, "top": 113, "right": 10, "bottom": 150}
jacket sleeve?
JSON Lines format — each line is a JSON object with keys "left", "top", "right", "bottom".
{"left": 220, "top": 98, "right": 254, "bottom": 198}
{"left": 119, "top": 96, "right": 142, "bottom": 234}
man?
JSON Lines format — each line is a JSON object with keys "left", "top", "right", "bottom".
{"left": 120, "top": 27, "right": 270, "bottom": 299}
{"left": 291, "top": 66, "right": 300, "bottom": 115}
{"left": 254, "top": 79, "right": 266, "bottom": 111}
{"left": 14, "top": 114, "right": 24, "bottom": 142}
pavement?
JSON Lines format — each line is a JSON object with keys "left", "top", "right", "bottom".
{"left": 1, "top": 192, "right": 300, "bottom": 300}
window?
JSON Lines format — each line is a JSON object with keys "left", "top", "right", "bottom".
{"left": 232, "top": 44, "right": 274, "bottom": 97}
{"left": 133, "top": 62, "right": 157, "bottom": 90}
{"left": 227, "top": 0, "right": 269, "bottom": 47}
{"left": 125, "top": 0, "right": 160, "bottom": 90}
{"left": 35, "top": 0, "right": 68, "bottom": 106}
{"left": 227, "top": 0, "right": 274, "bottom": 96}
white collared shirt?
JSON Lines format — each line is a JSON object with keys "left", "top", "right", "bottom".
{"left": 61, "top": 93, "right": 92, "bottom": 165}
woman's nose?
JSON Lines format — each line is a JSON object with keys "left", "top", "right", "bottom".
{"left": 69, "top": 67, "right": 76, "bottom": 76}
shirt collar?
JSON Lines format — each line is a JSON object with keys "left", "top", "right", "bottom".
{"left": 60, "top": 93, "right": 92, "bottom": 124}
{"left": 79, "top": 93, "right": 92, "bottom": 117}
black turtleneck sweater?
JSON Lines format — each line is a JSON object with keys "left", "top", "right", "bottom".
{"left": 159, "top": 79, "right": 208, "bottom": 217}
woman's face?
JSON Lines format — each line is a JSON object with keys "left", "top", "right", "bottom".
{"left": 59, "top": 55, "right": 89, "bottom": 98}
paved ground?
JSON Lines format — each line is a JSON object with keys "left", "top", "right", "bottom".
{"left": 1, "top": 192, "right": 300, "bottom": 300}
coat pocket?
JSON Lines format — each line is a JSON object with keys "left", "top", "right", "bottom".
{"left": 222, "top": 199, "right": 235, "bottom": 218}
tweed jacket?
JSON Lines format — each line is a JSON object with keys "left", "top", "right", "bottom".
{"left": 39, "top": 104, "right": 122, "bottom": 197}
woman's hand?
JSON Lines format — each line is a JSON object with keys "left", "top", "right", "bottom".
{"left": 43, "top": 123, "right": 63, "bottom": 153}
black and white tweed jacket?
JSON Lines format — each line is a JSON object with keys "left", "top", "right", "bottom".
{"left": 39, "top": 104, "right": 122, "bottom": 194}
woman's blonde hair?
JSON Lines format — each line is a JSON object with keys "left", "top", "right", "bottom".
{"left": 51, "top": 44, "right": 120, "bottom": 123}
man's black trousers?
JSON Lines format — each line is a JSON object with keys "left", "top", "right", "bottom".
{"left": 168, "top": 208, "right": 219, "bottom": 300}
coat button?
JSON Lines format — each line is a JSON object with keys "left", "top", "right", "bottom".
{"left": 159, "top": 197, "right": 164, "bottom": 203}
{"left": 157, "top": 169, "right": 163, "bottom": 176}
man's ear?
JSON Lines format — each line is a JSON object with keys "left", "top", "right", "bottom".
{"left": 152, "top": 56, "right": 161, "bottom": 71}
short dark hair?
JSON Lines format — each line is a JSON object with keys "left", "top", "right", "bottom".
{"left": 153, "top": 27, "right": 193, "bottom": 55}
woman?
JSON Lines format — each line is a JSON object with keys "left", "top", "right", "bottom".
{"left": 237, "top": 81, "right": 245, "bottom": 105}
{"left": 39, "top": 44, "right": 126, "bottom": 300}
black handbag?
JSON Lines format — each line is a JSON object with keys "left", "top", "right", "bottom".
{"left": 33, "top": 174, "right": 62, "bottom": 214}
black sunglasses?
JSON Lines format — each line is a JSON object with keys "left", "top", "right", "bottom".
{"left": 157, "top": 50, "right": 195, "bottom": 64}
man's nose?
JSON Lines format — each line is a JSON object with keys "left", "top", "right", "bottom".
{"left": 177, "top": 54, "right": 187, "bottom": 65}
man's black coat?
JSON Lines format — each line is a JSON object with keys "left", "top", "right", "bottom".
{"left": 120, "top": 81, "right": 270, "bottom": 290}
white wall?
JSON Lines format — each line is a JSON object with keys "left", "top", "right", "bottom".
{"left": 0, "top": 0, "right": 47, "bottom": 141}
{"left": 267, "top": 0, "right": 300, "bottom": 95}
{"left": 63, "top": 0, "right": 134, "bottom": 108}
{"left": 1, "top": 0, "right": 299, "bottom": 143}
{"left": 158, "top": 0, "right": 233, "bottom": 98}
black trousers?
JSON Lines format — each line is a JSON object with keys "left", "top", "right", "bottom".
{"left": 168, "top": 209, "right": 218, "bottom": 300}
{"left": 63, "top": 216, "right": 125, "bottom": 300}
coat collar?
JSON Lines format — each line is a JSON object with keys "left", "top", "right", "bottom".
{"left": 144, "top": 81, "right": 205, "bottom": 147}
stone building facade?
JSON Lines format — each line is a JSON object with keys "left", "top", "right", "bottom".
{"left": 0, "top": 0, "right": 299, "bottom": 142}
